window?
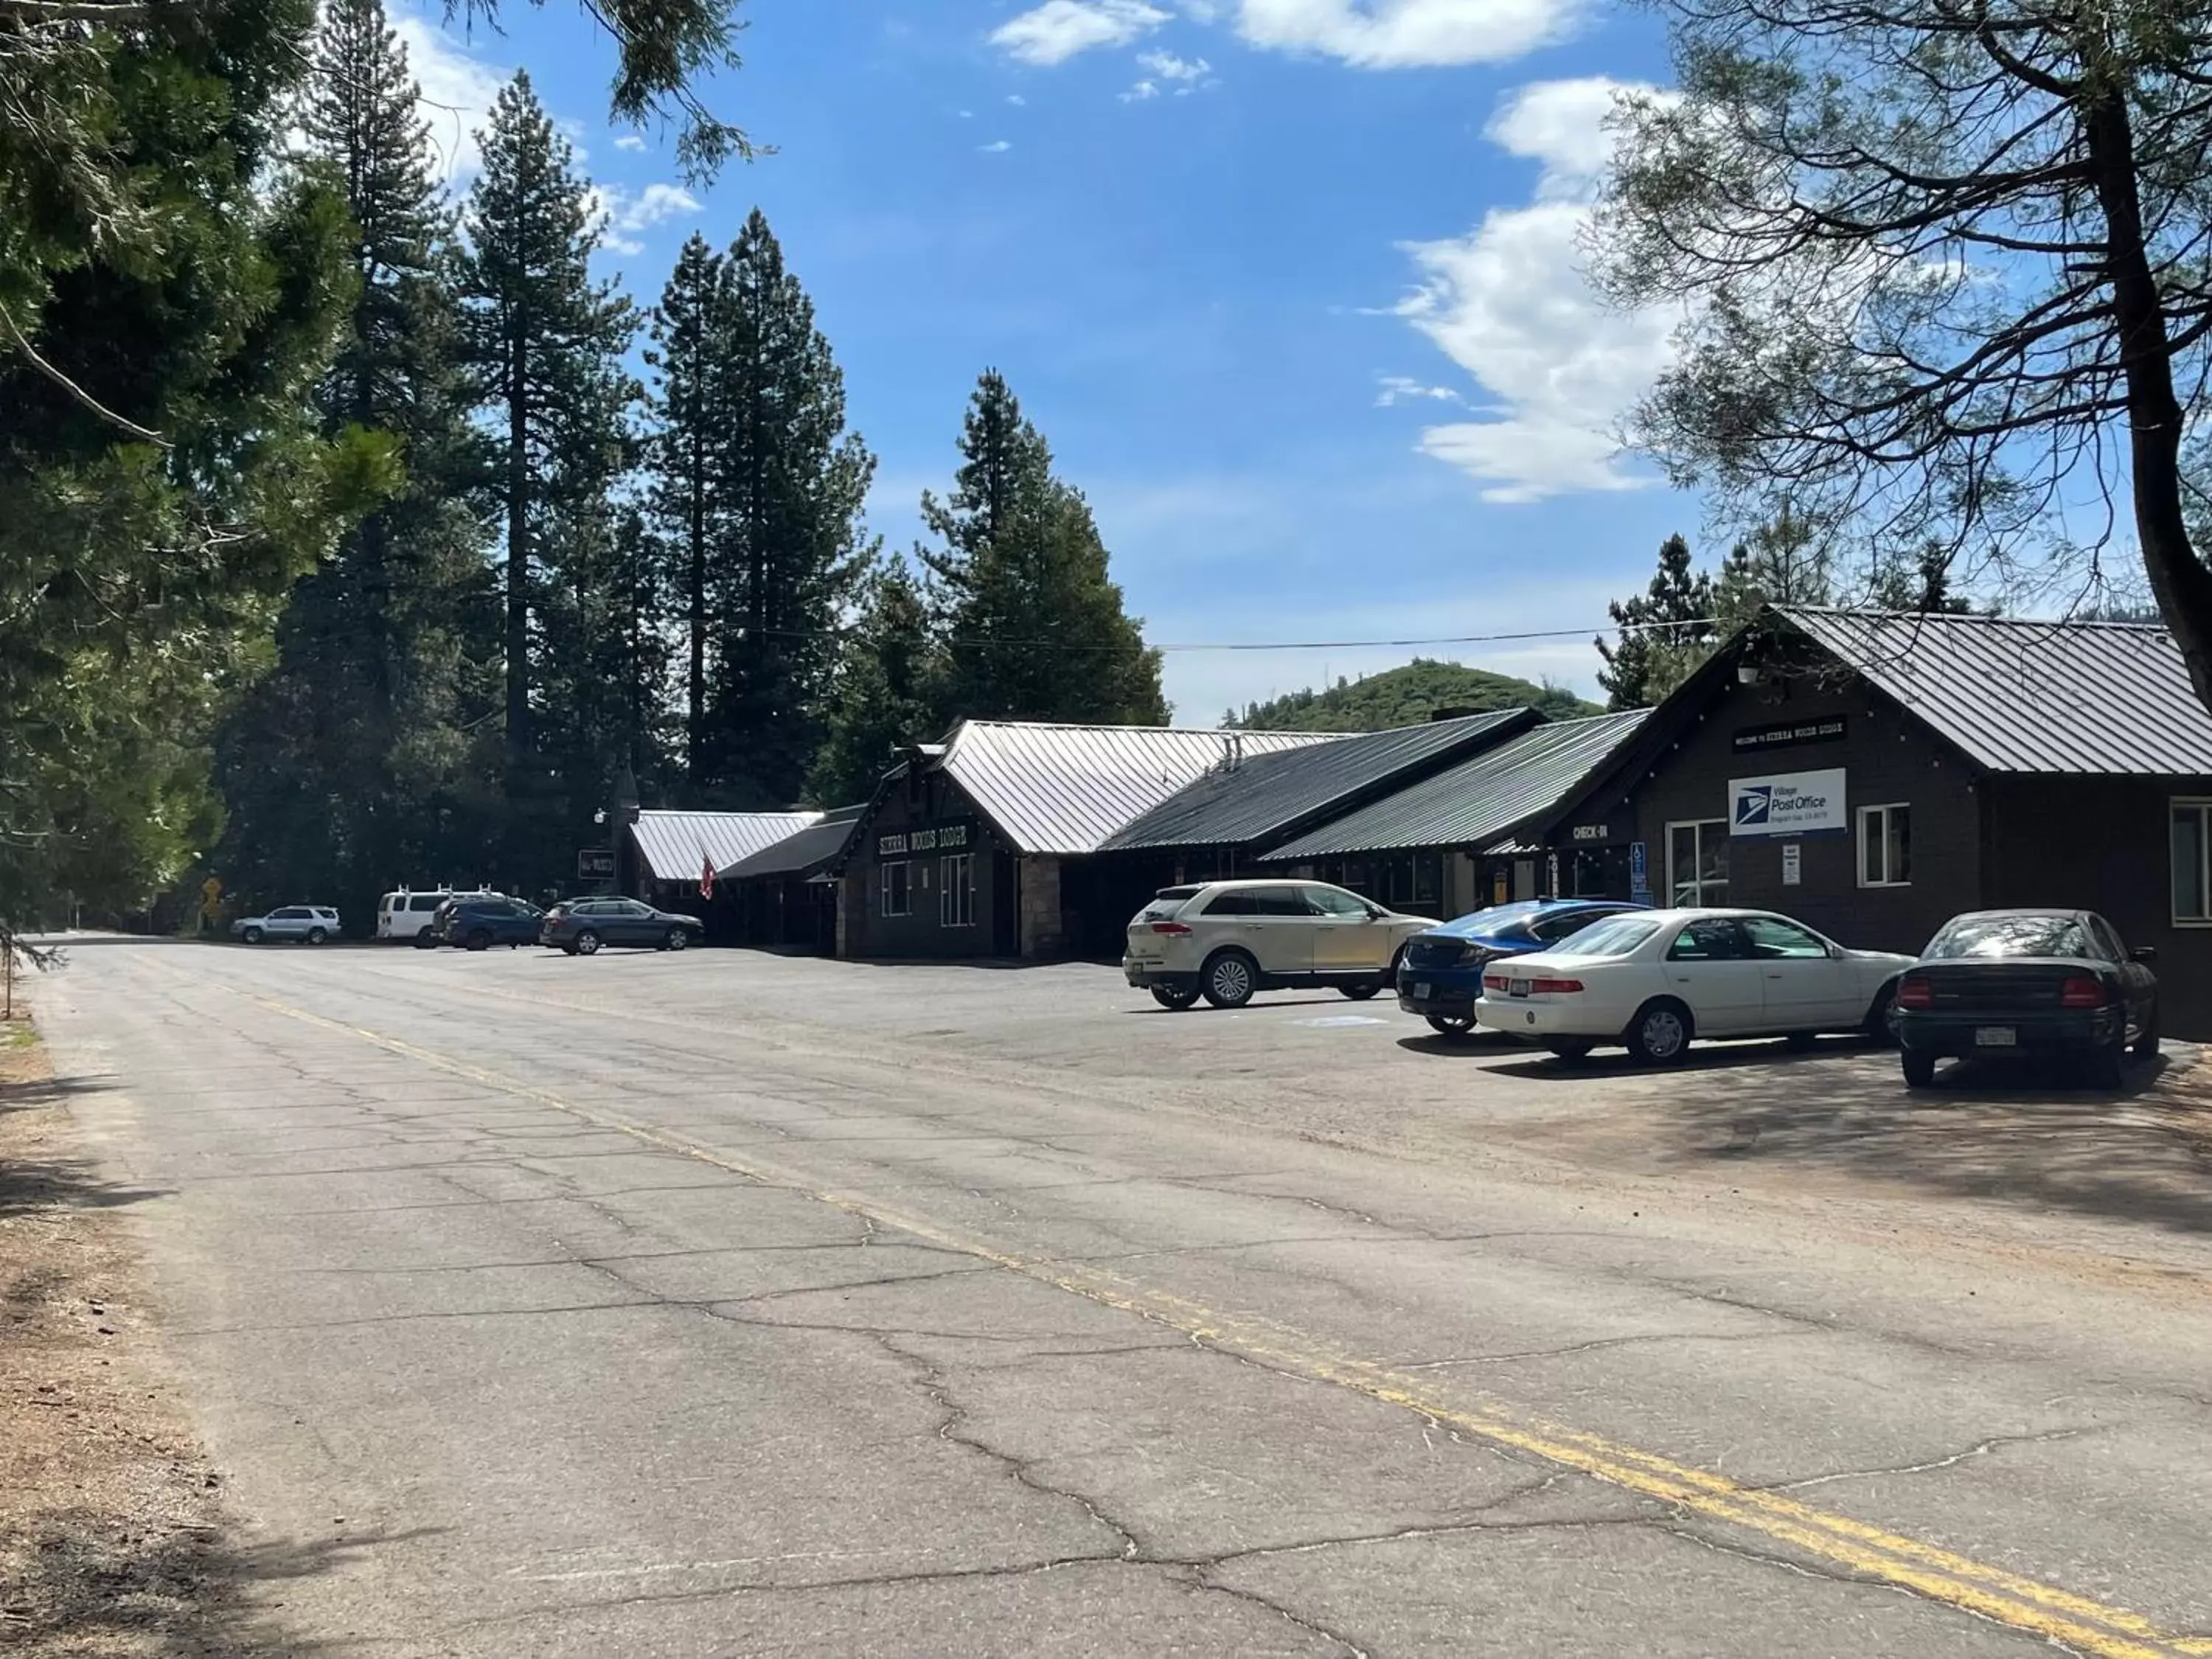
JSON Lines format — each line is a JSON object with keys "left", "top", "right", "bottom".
{"left": 940, "top": 854, "right": 974, "bottom": 927}
{"left": 1742, "top": 916, "right": 1832, "bottom": 959}
{"left": 1925, "top": 913, "right": 2090, "bottom": 959}
{"left": 1531, "top": 907, "right": 1617, "bottom": 945}
{"left": 1666, "top": 821, "right": 1728, "bottom": 906}
{"left": 1859, "top": 804, "right": 1911, "bottom": 887}
{"left": 1667, "top": 919, "right": 1749, "bottom": 961}
{"left": 408, "top": 894, "right": 443, "bottom": 911}
{"left": 1202, "top": 891, "right": 1259, "bottom": 917}
{"left": 1249, "top": 888, "right": 1312, "bottom": 917}
{"left": 1549, "top": 917, "right": 1662, "bottom": 957}
{"left": 1303, "top": 886, "right": 1372, "bottom": 919}
{"left": 881, "top": 861, "right": 911, "bottom": 918}
{"left": 2173, "top": 799, "right": 2212, "bottom": 922}
{"left": 2087, "top": 914, "right": 2127, "bottom": 962}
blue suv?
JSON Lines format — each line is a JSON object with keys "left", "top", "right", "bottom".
{"left": 1397, "top": 898, "right": 1648, "bottom": 1037}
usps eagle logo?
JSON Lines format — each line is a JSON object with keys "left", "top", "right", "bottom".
{"left": 1734, "top": 786, "right": 1773, "bottom": 828}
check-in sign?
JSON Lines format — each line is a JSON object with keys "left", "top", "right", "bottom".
{"left": 1730, "top": 768, "right": 1846, "bottom": 837}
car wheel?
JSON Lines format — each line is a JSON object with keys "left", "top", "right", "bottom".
{"left": 665, "top": 928, "right": 689, "bottom": 952}
{"left": 2084, "top": 1036, "right": 2126, "bottom": 1090}
{"left": 2130, "top": 1003, "right": 2160, "bottom": 1060}
{"left": 561, "top": 944, "right": 580, "bottom": 957}
{"left": 574, "top": 930, "right": 602, "bottom": 957}
{"left": 306, "top": 926, "right": 328, "bottom": 945}
{"left": 1862, "top": 983, "right": 1898, "bottom": 1048}
{"left": 1902, "top": 1049, "right": 1937, "bottom": 1089}
{"left": 241, "top": 926, "right": 263, "bottom": 945}
{"left": 466, "top": 929, "right": 492, "bottom": 952}
{"left": 1544, "top": 1038, "right": 1596, "bottom": 1062}
{"left": 1200, "top": 949, "right": 1257, "bottom": 1009}
{"left": 1150, "top": 984, "right": 1199, "bottom": 1011}
{"left": 1426, "top": 1014, "right": 1475, "bottom": 1037}
{"left": 411, "top": 931, "right": 438, "bottom": 950}
{"left": 1624, "top": 998, "right": 1691, "bottom": 1065}
{"left": 1339, "top": 983, "right": 1381, "bottom": 1001}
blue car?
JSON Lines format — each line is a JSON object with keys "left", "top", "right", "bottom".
{"left": 1397, "top": 898, "right": 1649, "bottom": 1036}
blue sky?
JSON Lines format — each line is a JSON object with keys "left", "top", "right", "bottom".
{"left": 397, "top": 0, "right": 1696, "bottom": 720}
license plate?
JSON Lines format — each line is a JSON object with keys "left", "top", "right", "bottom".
{"left": 1413, "top": 982, "right": 1432, "bottom": 999}
{"left": 1508, "top": 978, "right": 1530, "bottom": 998}
{"left": 1974, "top": 1027, "right": 2017, "bottom": 1048}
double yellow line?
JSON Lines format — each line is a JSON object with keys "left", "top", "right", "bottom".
{"left": 235, "top": 988, "right": 2208, "bottom": 1658}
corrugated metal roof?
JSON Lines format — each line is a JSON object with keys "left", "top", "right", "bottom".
{"left": 628, "top": 809, "right": 823, "bottom": 881}
{"left": 1777, "top": 608, "right": 2212, "bottom": 774}
{"left": 720, "top": 808, "right": 863, "bottom": 880}
{"left": 1260, "top": 711, "right": 1653, "bottom": 860}
{"left": 939, "top": 722, "right": 1340, "bottom": 856}
{"left": 1099, "top": 709, "right": 1533, "bottom": 852}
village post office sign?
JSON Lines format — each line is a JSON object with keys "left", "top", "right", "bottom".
{"left": 877, "top": 819, "right": 973, "bottom": 858}
{"left": 1729, "top": 768, "right": 1847, "bottom": 838}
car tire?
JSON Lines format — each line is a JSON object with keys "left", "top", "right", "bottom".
{"left": 411, "top": 931, "right": 438, "bottom": 950}
{"left": 2084, "top": 1036, "right": 2126, "bottom": 1090}
{"left": 561, "top": 944, "right": 580, "bottom": 957}
{"left": 306, "top": 926, "right": 328, "bottom": 945}
{"left": 1339, "top": 983, "right": 1381, "bottom": 1001}
{"left": 1544, "top": 1038, "right": 1596, "bottom": 1062}
{"left": 665, "top": 928, "right": 689, "bottom": 952}
{"left": 574, "top": 930, "right": 602, "bottom": 957}
{"left": 1863, "top": 983, "right": 1898, "bottom": 1048}
{"left": 466, "top": 929, "right": 492, "bottom": 952}
{"left": 1150, "top": 984, "right": 1199, "bottom": 1011}
{"left": 1426, "top": 1014, "right": 1475, "bottom": 1037}
{"left": 1200, "top": 949, "right": 1258, "bottom": 1009}
{"left": 241, "top": 926, "right": 263, "bottom": 945}
{"left": 1902, "top": 1049, "right": 1937, "bottom": 1089}
{"left": 2131, "top": 1004, "right": 2160, "bottom": 1060}
{"left": 1624, "top": 998, "right": 1692, "bottom": 1065}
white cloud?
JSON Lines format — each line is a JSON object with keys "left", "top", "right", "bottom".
{"left": 980, "top": 139, "right": 1014, "bottom": 153}
{"left": 1006, "top": 93, "right": 1029, "bottom": 105}
{"left": 1374, "top": 376, "right": 1462, "bottom": 407}
{"left": 1120, "top": 80, "right": 1161, "bottom": 101}
{"left": 613, "top": 133, "right": 648, "bottom": 151}
{"left": 1138, "top": 49, "right": 1211, "bottom": 78}
{"left": 585, "top": 180, "right": 700, "bottom": 257}
{"left": 391, "top": 11, "right": 507, "bottom": 179}
{"left": 1390, "top": 77, "right": 1679, "bottom": 503}
{"left": 990, "top": 0, "right": 1169, "bottom": 64}
{"left": 1235, "top": 0, "right": 1579, "bottom": 68}
{"left": 959, "top": 108, "right": 975, "bottom": 118}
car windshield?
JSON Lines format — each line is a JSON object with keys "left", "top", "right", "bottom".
{"left": 1924, "top": 914, "right": 2092, "bottom": 959}
{"left": 1545, "top": 917, "right": 1663, "bottom": 958}
{"left": 1138, "top": 888, "right": 1198, "bottom": 922}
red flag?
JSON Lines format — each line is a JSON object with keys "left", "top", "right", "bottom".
{"left": 700, "top": 855, "right": 715, "bottom": 900}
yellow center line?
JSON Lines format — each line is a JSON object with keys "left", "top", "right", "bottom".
{"left": 226, "top": 987, "right": 2205, "bottom": 1658}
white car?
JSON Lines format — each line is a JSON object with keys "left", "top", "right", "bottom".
{"left": 1123, "top": 879, "right": 1439, "bottom": 1010}
{"left": 378, "top": 888, "right": 498, "bottom": 945}
{"left": 1472, "top": 908, "right": 1911, "bottom": 1062}
{"left": 231, "top": 905, "right": 341, "bottom": 945}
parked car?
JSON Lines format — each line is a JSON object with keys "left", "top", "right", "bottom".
{"left": 1397, "top": 898, "right": 1649, "bottom": 1037}
{"left": 540, "top": 897, "right": 704, "bottom": 956}
{"left": 1893, "top": 908, "right": 2158, "bottom": 1089}
{"left": 431, "top": 894, "right": 546, "bottom": 951}
{"left": 379, "top": 890, "right": 453, "bottom": 943}
{"left": 1471, "top": 908, "right": 1910, "bottom": 1063}
{"left": 231, "top": 905, "right": 341, "bottom": 946}
{"left": 1123, "top": 879, "right": 1439, "bottom": 1010}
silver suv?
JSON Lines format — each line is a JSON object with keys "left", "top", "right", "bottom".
{"left": 1123, "top": 879, "right": 1439, "bottom": 1010}
{"left": 231, "top": 905, "right": 341, "bottom": 945}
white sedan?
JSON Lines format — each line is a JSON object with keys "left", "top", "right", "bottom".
{"left": 1472, "top": 908, "right": 1912, "bottom": 1063}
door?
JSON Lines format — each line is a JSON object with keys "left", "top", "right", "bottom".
{"left": 1740, "top": 914, "right": 1858, "bottom": 1031}
{"left": 1243, "top": 888, "right": 1318, "bottom": 975}
{"left": 269, "top": 906, "right": 310, "bottom": 939}
{"left": 605, "top": 900, "right": 651, "bottom": 945}
{"left": 1660, "top": 918, "right": 1765, "bottom": 1034}
{"left": 1304, "top": 884, "right": 1389, "bottom": 972}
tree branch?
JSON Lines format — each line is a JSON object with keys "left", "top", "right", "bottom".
{"left": 0, "top": 299, "right": 170, "bottom": 448}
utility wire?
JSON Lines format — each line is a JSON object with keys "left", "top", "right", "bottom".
{"left": 746, "top": 617, "right": 1727, "bottom": 655}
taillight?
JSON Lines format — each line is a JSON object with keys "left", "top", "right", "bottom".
{"left": 2059, "top": 974, "right": 2107, "bottom": 1008}
{"left": 1150, "top": 921, "right": 1192, "bottom": 936}
{"left": 1528, "top": 978, "right": 1584, "bottom": 994}
{"left": 1894, "top": 975, "right": 1933, "bottom": 1009}
{"left": 1483, "top": 973, "right": 1509, "bottom": 991}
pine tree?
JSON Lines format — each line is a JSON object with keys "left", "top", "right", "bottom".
{"left": 1596, "top": 534, "right": 1715, "bottom": 709}
{"left": 924, "top": 372, "right": 1166, "bottom": 726}
{"left": 458, "top": 72, "right": 639, "bottom": 872}
{"left": 215, "top": 0, "right": 500, "bottom": 919}
{"left": 809, "top": 557, "right": 942, "bottom": 804}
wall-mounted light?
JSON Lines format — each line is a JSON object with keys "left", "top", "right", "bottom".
{"left": 1737, "top": 664, "right": 1759, "bottom": 685}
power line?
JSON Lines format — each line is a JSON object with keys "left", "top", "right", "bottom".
{"left": 750, "top": 617, "right": 1726, "bottom": 655}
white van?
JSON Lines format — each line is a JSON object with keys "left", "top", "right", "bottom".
{"left": 378, "top": 890, "right": 459, "bottom": 944}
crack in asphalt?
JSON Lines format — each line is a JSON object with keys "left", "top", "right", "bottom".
{"left": 1764, "top": 1426, "right": 2106, "bottom": 1492}
{"left": 1399, "top": 1328, "right": 1820, "bottom": 1371}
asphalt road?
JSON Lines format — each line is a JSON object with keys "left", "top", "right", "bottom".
{"left": 32, "top": 936, "right": 2212, "bottom": 1658}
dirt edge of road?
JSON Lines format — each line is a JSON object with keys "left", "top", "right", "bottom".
{"left": 0, "top": 1011, "right": 264, "bottom": 1658}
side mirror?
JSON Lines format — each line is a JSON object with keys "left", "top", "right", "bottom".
{"left": 2132, "top": 945, "right": 2158, "bottom": 964}
{"left": 1828, "top": 944, "right": 1847, "bottom": 959}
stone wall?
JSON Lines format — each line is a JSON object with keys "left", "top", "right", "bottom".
{"left": 1019, "top": 857, "right": 1063, "bottom": 958}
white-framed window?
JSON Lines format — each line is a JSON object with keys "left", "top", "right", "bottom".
{"left": 940, "top": 853, "right": 974, "bottom": 928}
{"left": 1858, "top": 803, "right": 1911, "bottom": 887}
{"left": 1666, "top": 819, "right": 1728, "bottom": 906}
{"left": 2172, "top": 799, "right": 2212, "bottom": 923}
{"left": 881, "top": 860, "right": 911, "bottom": 918}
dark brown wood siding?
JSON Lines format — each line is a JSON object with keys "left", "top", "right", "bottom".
{"left": 840, "top": 770, "right": 1009, "bottom": 959}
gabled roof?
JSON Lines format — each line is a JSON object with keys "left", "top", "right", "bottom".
{"left": 1260, "top": 711, "right": 1652, "bottom": 860}
{"left": 628, "top": 809, "right": 823, "bottom": 881}
{"left": 922, "top": 720, "right": 1340, "bottom": 857}
{"left": 720, "top": 806, "right": 864, "bottom": 881}
{"left": 1099, "top": 708, "right": 1535, "bottom": 852}
{"left": 1774, "top": 608, "right": 2212, "bottom": 775}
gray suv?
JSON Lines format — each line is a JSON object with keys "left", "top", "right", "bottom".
{"left": 232, "top": 905, "right": 341, "bottom": 945}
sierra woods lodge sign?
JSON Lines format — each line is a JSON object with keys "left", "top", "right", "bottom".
{"left": 877, "top": 819, "right": 973, "bottom": 858}
{"left": 1731, "top": 715, "right": 1848, "bottom": 754}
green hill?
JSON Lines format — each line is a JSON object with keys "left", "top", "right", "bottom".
{"left": 1226, "top": 658, "right": 1599, "bottom": 732}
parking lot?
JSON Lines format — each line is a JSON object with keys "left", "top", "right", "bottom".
{"left": 26, "top": 936, "right": 2212, "bottom": 1656}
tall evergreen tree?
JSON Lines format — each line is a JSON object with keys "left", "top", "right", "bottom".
{"left": 1596, "top": 534, "right": 1714, "bottom": 709}
{"left": 924, "top": 372, "right": 1166, "bottom": 726}
{"left": 458, "top": 72, "right": 638, "bottom": 869}
{"left": 216, "top": 0, "right": 499, "bottom": 917}
{"left": 809, "top": 557, "right": 942, "bottom": 805}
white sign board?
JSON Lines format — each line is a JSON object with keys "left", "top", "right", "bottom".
{"left": 1730, "top": 768, "right": 1846, "bottom": 838}
{"left": 1781, "top": 842, "right": 1802, "bottom": 885}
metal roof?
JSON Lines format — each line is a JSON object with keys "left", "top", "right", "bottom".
{"left": 1260, "top": 711, "right": 1653, "bottom": 860}
{"left": 936, "top": 722, "right": 1340, "bottom": 856}
{"left": 627, "top": 810, "right": 823, "bottom": 881}
{"left": 720, "top": 808, "right": 863, "bottom": 880}
{"left": 1099, "top": 709, "right": 1534, "bottom": 852}
{"left": 1775, "top": 608, "right": 2212, "bottom": 774}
